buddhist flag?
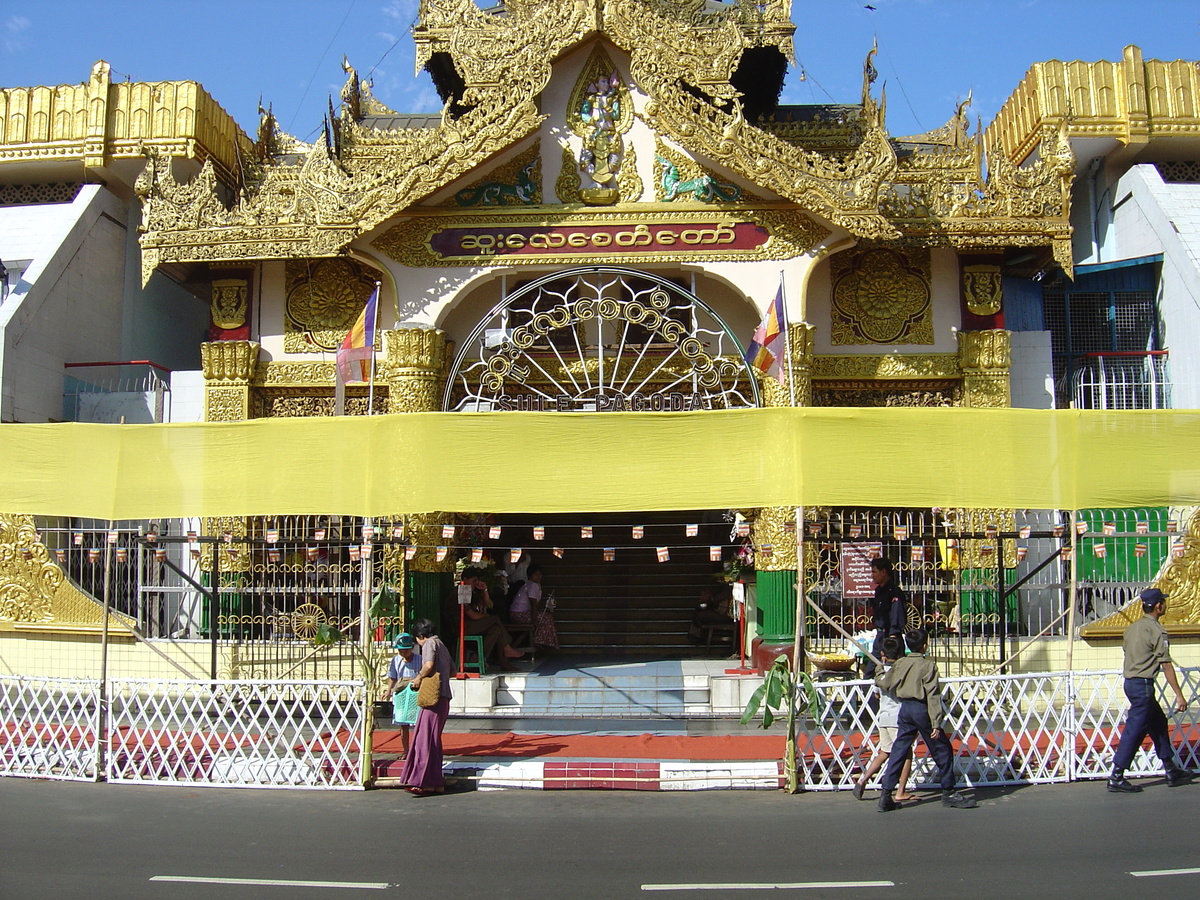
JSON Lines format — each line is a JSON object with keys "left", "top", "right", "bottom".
{"left": 336, "top": 287, "right": 379, "bottom": 384}
{"left": 744, "top": 284, "right": 786, "bottom": 383}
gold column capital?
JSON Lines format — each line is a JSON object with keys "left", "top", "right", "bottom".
{"left": 958, "top": 329, "right": 1011, "bottom": 408}
{"left": 201, "top": 340, "right": 260, "bottom": 382}
{"left": 383, "top": 328, "right": 450, "bottom": 414}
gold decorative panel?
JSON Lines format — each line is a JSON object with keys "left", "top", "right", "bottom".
{"left": 831, "top": 248, "right": 933, "bottom": 345}
{"left": 211, "top": 279, "right": 248, "bottom": 329}
{"left": 284, "top": 259, "right": 380, "bottom": 353}
{"left": 963, "top": 265, "right": 1002, "bottom": 316}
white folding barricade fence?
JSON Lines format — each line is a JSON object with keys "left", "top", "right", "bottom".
{"left": 0, "top": 676, "right": 100, "bottom": 782}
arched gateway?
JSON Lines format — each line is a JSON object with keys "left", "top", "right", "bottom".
{"left": 444, "top": 266, "right": 761, "bottom": 413}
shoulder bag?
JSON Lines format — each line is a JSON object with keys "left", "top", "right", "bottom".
{"left": 416, "top": 641, "right": 442, "bottom": 708}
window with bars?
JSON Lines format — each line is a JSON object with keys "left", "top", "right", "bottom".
{"left": 1041, "top": 261, "right": 1161, "bottom": 408}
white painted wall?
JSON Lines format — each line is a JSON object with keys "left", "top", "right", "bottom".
{"left": 1010, "top": 330, "right": 1054, "bottom": 409}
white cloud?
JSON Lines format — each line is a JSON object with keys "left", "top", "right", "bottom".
{"left": 4, "top": 15, "right": 30, "bottom": 53}
{"left": 381, "top": 1, "right": 420, "bottom": 26}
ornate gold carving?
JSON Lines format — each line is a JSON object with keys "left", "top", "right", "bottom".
{"left": 963, "top": 265, "right": 1003, "bottom": 316}
{"left": 210, "top": 279, "right": 248, "bottom": 329}
{"left": 0, "top": 515, "right": 58, "bottom": 622}
{"left": 946, "top": 508, "right": 1018, "bottom": 570}
{"left": 284, "top": 259, "right": 379, "bottom": 352}
{"left": 555, "top": 143, "right": 582, "bottom": 204}
{"left": 402, "top": 513, "right": 458, "bottom": 574}
{"left": 958, "top": 330, "right": 1011, "bottom": 409}
{"left": 385, "top": 328, "right": 448, "bottom": 414}
{"left": 254, "top": 362, "right": 338, "bottom": 387}
{"left": 374, "top": 207, "right": 825, "bottom": 268}
{"left": 831, "top": 248, "right": 933, "bottom": 345}
{"left": 813, "top": 385, "right": 959, "bottom": 407}
{"left": 257, "top": 390, "right": 383, "bottom": 419}
{"left": 752, "top": 506, "right": 799, "bottom": 571}
{"left": 202, "top": 340, "right": 260, "bottom": 381}
{"left": 812, "top": 354, "right": 960, "bottom": 380}
{"left": 444, "top": 143, "right": 541, "bottom": 207}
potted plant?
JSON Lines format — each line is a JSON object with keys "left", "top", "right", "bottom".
{"left": 741, "top": 654, "right": 822, "bottom": 794}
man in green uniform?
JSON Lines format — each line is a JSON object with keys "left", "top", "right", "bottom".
{"left": 1108, "top": 588, "right": 1192, "bottom": 793}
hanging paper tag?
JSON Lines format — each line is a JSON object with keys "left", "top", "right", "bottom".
{"left": 442, "top": 525, "right": 455, "bottom": 540}
{"left": 553, "top": 547, "right": 565, "bottom": 559}
{"left": 471, "top": 548, "right": 483, "bottom": 564}
{"left": 581, "top": 526, "right": 593, "bottom": 539}
{"left": 306, "top": 546, "right": 319, "bottom": 561}
{"left": 1167, "top": 519, "right": 1178, "bottom": 533}
{"left": 155, "top": 548, "right": 167, "bottom": 563}
{"left": 510, "top": 547, "right": 522, "bottom": 564}
{"left": 735, "top": 522, "right": 750, "bottom": 538}
{"left": 393, "top": 525, "right": 405, "bottom": 539}
{"left": 88, "top": 548, "right": 100, "bottom": 564}
{"left": 1052, "top": 524, "right": 1065, "bottom": 538}
{"left": 807, "top": 522, "right": 821, "bottom": 536}
{"left": 710, "top": 546, "right": 722, "bottom": 562}
{"left": 782, "top": 520, "right": 797, "bottom": 534}
{"left": 656, "top": 547, "right": 669, "bottom": 563}
{"left": 1102, "top": 522, "right": 1116, "bottom": 536}
{"left": 1019, "top": 525, "right": 1031, "bottom": 539}
{"left": 267, "top": 549, "right": 280, "bottom": 563}
{"left": 1134, "top": 543, "right": 1148, "bottom": 558}
{"left": 1093, "top": 543, "right": 1108, "bottom": 558}
{"left": 534, "top": 526, "right": 545, "bottom": 541}
{"left": 686, "top": 524, "right": 698, "bottom": 537}
{"left": 893, "top": 526, "right": 908, "bottom": 541}
{"left": 632, "top": 526, "right": 644, "bottom": 540}
{"left": 266, "top": 528, "right": 279, "bottom": 544}
{"left": 458, "top": 583, "right": 473, "bottom": 605}
{"left": 405, "top": 545, "right": 417, "bottom": 561}
{"left": 74, "top": 532, "right": 84, "bottom": 546}
{"left": 1016, "top": 546, "right": 1028, "bottom": 561}
{"left": 107, "top": 530, "right": 119, "bottom": 544}
{"left": 980, "top": 543, "right": 995, "bottom": 555}
{"left": 145, "top": 530, "right": 156, "bottom": 543}
{"left": 911, "top": 545, "right": 925, "bottom": 562}
{"left": 187, "top": 531, "right": 197, "bottom": 545}
{"left": 190, "top": 548, "right": 201, "bottom": 561}
{"left": 1060, "top": 547, "right": 1073, "bottom": 560}
{"left": 1075, "top": 520, "right": 1088, "bottom": 536}
{"left": 55, "top": 548, "right": 66, "bottom": 563}
{"left": 360, "top": 542, "right": 373, "bottom": 558}
{"left": 489, "top": 526, "right": 501, "bottom": 540}
{"left": 362, "top": 525, "right": 375, "bottom": 542}
{"left": 985, "top": 524, "right": 998, "bottom": 539}
{"left": 1136, "top": 521, "right": 1149, "bottom": 535}
{"left": 435, "top": 546, "right": 448, "bottom": 562}
{"left": 759, "top": 544, "right": 773, "bottom": 558}
{"left": 849, "top": 525, "right": 862, "bottom": 539}
{"left": 314, "top": 528, "right": 327, "bottom": 541}
{"left": 603, "top": 548, "right": 615, "bottom": 562}
{"left": 1172, "top": 539, "right": 1185, "bottom": 558}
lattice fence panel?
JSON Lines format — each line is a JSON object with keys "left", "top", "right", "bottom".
{"left": 1072, "top": 668, "right": 1200, "bottom": 781}
{"left": 802, "top": 672, "right": 1073, "bottom": 791}
{"left": 106, "top": 679, "right": 366, "bottom": 789}
{"left": 0, "top": 676, "right": 99, "bottom": 781}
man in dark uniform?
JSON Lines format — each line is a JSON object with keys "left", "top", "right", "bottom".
{"left": 1108, "top": 587, "right": 1191, "bottom": 792}
{"left": 865, "top": 557, "right": 905, "bottom": 678}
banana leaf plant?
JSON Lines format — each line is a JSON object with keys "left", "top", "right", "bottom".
{"left": 741, "top": 654, "right": 822, "bottom": 794}
{"left": 313, "top": 582, "right": 402, "bottom": 705}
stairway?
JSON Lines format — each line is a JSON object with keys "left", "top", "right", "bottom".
{"left": 495, "top": 511, "right": 734, "bottom": 657}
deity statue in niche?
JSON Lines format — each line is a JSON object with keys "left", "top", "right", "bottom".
{"left": 577, "top": 72, "right": 624, "bottom": 203}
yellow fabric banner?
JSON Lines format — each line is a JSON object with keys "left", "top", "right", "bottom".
{"left": 1, "top": 408, "right": 1198, "bottom": 518}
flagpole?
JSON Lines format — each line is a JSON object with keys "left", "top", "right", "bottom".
{"left": 366, "top": 281, "right": 382, "bottom": 416}
{"left": 776, "top": 270, "right": 806, "bottom": 675}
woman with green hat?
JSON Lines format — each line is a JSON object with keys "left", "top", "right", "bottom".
{"left": 386, "top": 632, "right": 421, "bottom": 757}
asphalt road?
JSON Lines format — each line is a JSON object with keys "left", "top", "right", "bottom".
{"left": 2, "top": 777, "right": 1198, "bottom": 900}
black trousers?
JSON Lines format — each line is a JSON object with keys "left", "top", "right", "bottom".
{"left": 881, "top": 699, "right": 957, "bottom": 792}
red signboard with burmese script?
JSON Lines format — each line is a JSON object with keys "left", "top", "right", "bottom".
{"left": 428, "top": 221, "right": 770, "bottom": 260}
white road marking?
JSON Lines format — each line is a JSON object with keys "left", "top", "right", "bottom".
{"left": 1130, "top": 868, "right": 1200, "bottom": 878}
{"left": 151, "top": 875, "right": 388, "bottom": 890}
{"left": 641, "top": 882, "right": 893, "bottom": 891}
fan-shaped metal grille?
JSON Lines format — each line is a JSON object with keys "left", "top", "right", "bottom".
{"left": 444, "top": 267, "right": 761, "bottom": 412}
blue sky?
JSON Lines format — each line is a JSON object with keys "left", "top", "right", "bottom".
{"left": 3, "top": 1, "right": 1198, "bottom": 142}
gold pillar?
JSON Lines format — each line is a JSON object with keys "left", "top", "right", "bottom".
{"left": 83, "top": 61, "right": 110, "bottom": 172}
{"left": 759, "top": 322, "right": 815, "bottom": 409}
{"left": 382, "top": 328, "right": 449, "bottom": 414}
{"left": 958, "top": 329, "right": 1011, "bottom": 409}
{"left": 200, "top": 340, "right": 259, "bottom": 571}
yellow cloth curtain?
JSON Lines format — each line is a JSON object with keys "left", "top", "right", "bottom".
{"left": 1, "top": 407, "right": 1197, "bottom": 518}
